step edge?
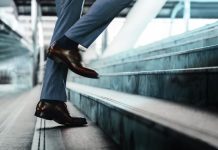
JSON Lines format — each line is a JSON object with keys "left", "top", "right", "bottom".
{"left": 71, "top": 66, "right": 218, "bottom": 78}
{"left": 93, "top": 44, "right": 218, "bottom": 69}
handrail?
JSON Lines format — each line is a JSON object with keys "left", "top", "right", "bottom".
{"left": 0, "top": 19, "right": 23, "bottom": 39}
{"left": 0, "top": 19, "right": 34, "bottom": 52}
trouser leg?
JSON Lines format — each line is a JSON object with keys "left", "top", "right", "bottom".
{"left": 65, "top": 0, "right": 133, "bottom": 48}
{"left": 40, "top": 0, "right": 84, "bottom": 101}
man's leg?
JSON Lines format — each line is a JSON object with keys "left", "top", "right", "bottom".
{"left": 65, "top": 0, "right": 133, "bottom": 48}
{"left": 40, "top": 0, "right": 84, "bottom": 102}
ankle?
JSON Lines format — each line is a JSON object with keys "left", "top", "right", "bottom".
{"left": 56, "top": 35, "right": 78, "bottom": 50}
{"left": 40, "top": 99, "right": 65, "bottom": 104}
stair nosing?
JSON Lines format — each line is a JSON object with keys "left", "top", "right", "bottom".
{"left": 70, "top": 66, "right": 218, "bottom": 78}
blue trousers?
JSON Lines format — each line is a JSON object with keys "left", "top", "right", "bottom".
{"left": 40, "top": 0, "right": 132, "bottom": 102}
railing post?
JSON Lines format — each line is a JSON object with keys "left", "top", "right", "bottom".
{"left": 37, "top": 5, "right": 45, "bottom": 84}
{"left": 31, "top": 0, "right": 45, "bottom": 84}
{"left": 169, "top": 0, "right": 183, "bottom": 36}
{"left": 31, "top": 0, "right": 37, "bottom": 51}
{"left": 101, "top": 29, "right": 108, "bottom": 54}
{"left": 184, "top": 0, "right": 191, "bottom": 31}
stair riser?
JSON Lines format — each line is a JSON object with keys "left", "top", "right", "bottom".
{"left": 67, "top": 90, "right": 216, "bottom": 150}
{"left": 93, "top": 47, "right": 218, "bottom": 73}
{"left": 90, "top": 36, "right": 218, "bottom": 67}
{"left": 71, "top": 72, "right": 218, "bottom": 107}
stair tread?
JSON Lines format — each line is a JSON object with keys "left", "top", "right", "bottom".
{"left": 0, "top": 86, "right": 39, "bottom": 150}
{"left": 69, "top": 66, "right": 218, "bottom": 78}
{"left": 91, "top": 24, "right": 218, "bottom": 66}
{"left": 93, "top": 44, "right": 218, "bottom": 69}
{"left": 31, "top": 100, "right": 118, "bottom": 150}
{"left": 67, "top": 82, "right": 218, "bottom": 148}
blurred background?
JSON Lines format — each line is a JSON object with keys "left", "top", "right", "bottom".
{"left": 0, "top": 0, "right": 218, "bottom": 95}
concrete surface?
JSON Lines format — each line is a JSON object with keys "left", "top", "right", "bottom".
{"left": 67, "top": 82, "right": 218, "bottom": 150}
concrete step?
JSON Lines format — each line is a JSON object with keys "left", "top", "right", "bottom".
{"left": 31, "top": 102, "right": 118, "bottom": 150}
{"left": 66, "top": 82, "right": 218, "bottom": 150}
{"left": 0, "top": 85, "right": 118, "bottom": 150}
{"left": 90, "top": 44, "right": 218, "bottom": 73}
{"left": 90, "top": 21, "right": 218, "bottom": 67}
{"left": 70, "top": 67, "right": 218, "bottom": 108}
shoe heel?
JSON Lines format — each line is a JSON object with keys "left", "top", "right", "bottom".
{"left": 47, "top": 53, "right": 62, "bottom": 64}
{"left": 34, "top": 111, "right": 40, "bottom": 117}
{"left": 53, "top": 56, "right": 63, "bottom": 63}
{"left": 47, "top": 51, "right": 51, "bottom": 57}
{"left": 35, "top": 111, "right": 53, "bottom": 120}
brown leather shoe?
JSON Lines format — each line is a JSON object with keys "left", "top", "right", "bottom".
{"left": 47, "top": 42, "right": 99, "bottom": 79}
{"left": 34, "top": 101, "right": 87, "bottom": 126}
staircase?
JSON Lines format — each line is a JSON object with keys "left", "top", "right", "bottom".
{"left": 66, "top": 21, "right": 218, "bottom": 150}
